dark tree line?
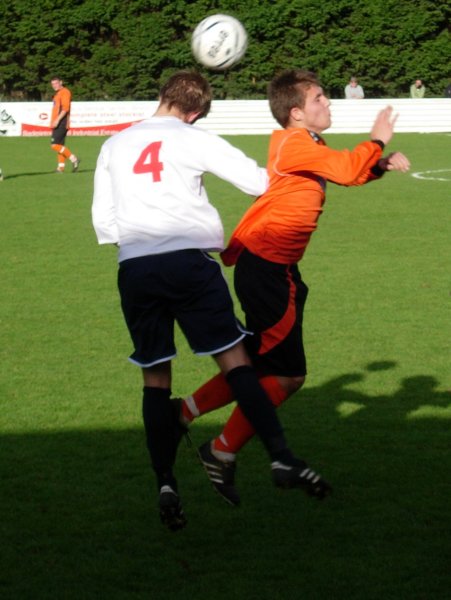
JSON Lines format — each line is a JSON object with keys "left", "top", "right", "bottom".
{"left": 0, "top": 0, "right": 450, "bottom": 101}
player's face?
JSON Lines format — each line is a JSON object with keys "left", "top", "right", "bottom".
{"left": 301, "top": 85, "right": 331, "bottom": 133}
{"left": 51, "top": 79, "right": 63, "bottom": 91}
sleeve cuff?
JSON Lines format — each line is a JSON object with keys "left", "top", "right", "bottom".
{"left": 371, "top": 139, "right": 385, "bottom": 150}
{"left": 370, "top": 162, "right": 386, "bottom": 177}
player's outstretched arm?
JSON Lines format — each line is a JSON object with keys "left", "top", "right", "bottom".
{"left": 378, "top": 152, "right": 410, "bottom": 173}
{"left": 370, "top": 106, "right": 398, "bottom": 146}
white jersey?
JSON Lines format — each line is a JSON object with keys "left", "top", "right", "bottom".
{"left": 92, "top": 116, "right": 268, "bottom": 261}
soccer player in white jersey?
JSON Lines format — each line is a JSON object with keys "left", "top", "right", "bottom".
{"left": 92, "top": 71, "right": 330, "bottom": 531}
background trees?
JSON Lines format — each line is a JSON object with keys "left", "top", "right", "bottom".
{"left": 0, "top": 0, "right": 450, "bottom": 101}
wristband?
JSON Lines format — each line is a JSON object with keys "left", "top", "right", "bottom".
{"left": 371, "top": 139, "right": 385, "bottom": 150}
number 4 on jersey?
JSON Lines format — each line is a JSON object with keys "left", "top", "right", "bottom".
{"left": 133, "top": 141, "right": 163, "bottom": 182}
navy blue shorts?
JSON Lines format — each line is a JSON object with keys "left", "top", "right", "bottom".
{"left": 234, "top": 248, "right": 308, "bottom": 377}
{"left": 118, "top": 249, "right": 247, "bottom": 368}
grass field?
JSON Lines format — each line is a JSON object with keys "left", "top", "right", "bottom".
{"left": 0, "top": 132, "right": 450, "bottom": 600}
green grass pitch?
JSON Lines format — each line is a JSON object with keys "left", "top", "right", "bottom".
{"left": 0, "top": 133, "right": 450, "bottom": 599}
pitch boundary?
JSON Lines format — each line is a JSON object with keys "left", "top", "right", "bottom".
{"left": 412, "top": 168, "right": 451, "bottom": 182}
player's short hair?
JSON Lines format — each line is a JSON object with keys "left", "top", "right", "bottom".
{"left": 159, "top": 71, "right": 212, "bottom": 119}
{"left": 269, "top": 69, "right": 321, "bottom": 128}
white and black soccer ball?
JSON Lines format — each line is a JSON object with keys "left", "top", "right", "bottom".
{"left": 191, "top": 14, "right": 248, "bottom": 71}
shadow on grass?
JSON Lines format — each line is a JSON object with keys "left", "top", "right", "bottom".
{"left": 3, "top": 168, "right": 94, "bottom": 179}
{"left": 1, "top": 366, "right": 450, "bottom": 600}
{"left": 2, "top": 171, "right": 57, "bottom": 179}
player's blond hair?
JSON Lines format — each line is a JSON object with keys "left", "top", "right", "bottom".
{"left": 159, "top": 71, "right": 212, "bottom": 119}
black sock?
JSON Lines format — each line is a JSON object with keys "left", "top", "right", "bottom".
{"left": 225, "top": 366, "right": 295, "bottom": 462}
{"left": 142, "top": 387, "right": 177, "bottom": 491}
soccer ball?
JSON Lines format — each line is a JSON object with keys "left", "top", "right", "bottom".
{"left": 191, "top": 14, "right": 248, "bottom": 71}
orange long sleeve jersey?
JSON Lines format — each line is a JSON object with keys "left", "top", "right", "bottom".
{"left": 51, "top": 87, "right": 72, "bottom": 127}
{"left": 221, "top": 128, "right": 384, "bottom": 265}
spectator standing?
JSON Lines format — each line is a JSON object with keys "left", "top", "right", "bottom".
{"left": 410, "top": 79, "right": 425, "bottom": 98}
{"left": 345, "top": 76, "right": 364, "bottom": 99}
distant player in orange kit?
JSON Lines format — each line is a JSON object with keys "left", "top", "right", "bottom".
{"left": 50, "top": 77, "right": 80, "bottom": 173}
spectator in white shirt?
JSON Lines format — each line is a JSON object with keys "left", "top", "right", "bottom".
{"left": 345, "top": 76, "right": 365, "bottom": 99}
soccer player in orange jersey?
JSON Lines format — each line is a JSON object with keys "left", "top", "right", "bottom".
{"left": 50, "top": 77, "right": 80, "bottom": 173}
{"left": 181, "top": 70, "right": 410, "bottom": 505}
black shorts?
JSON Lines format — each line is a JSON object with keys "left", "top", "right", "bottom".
{"left": 51, "top": 118, "right": 68, "bottom": 145}
{"left": 118, "top": 249, "right": 247, "bottom": 368}
{"left": 234, "top": 248, "right": 308, "bottom": 377}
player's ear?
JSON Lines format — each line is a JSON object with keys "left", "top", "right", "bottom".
{"left": 289, "top": 106, "right": 304, "bottom": 124}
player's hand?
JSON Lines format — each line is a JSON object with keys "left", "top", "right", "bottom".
{"left": 386, "top": 152, "right": 410, "bottom": 172}
{"left": 370, "top": 106, "right": 398, "bottom": 146}
{"left": 379, "top": 152, "right": 410, "bottom": 172}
